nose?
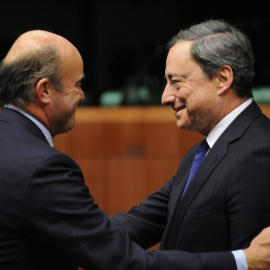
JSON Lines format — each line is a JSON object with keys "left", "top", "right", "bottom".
{"left": 80, "top": 89, "right": 85, "bottom": 101}
{"left": 161, "top": 83, "right": 175, "bottom": 106}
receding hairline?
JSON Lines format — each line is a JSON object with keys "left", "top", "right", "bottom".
{"left": 4, "top": 30, "right": 76, "bottom": 64}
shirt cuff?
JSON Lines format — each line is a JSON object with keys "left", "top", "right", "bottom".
{"left": 232, "top": 250, "right": 248, "bottom": 270}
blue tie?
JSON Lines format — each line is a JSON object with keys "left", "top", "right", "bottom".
{"left": 182, "top": 139, "right": 209, "bottom": 197}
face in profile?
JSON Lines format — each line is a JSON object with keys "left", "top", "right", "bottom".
{"left": 162, "top": 40, "right": 221, "bottom": 135}
{"left": 49, "top": 48, "right": 85, "bottom": 136}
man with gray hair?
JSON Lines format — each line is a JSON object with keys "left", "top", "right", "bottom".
{"left": 111, "top": 19, "right": 270, "bottom": 270}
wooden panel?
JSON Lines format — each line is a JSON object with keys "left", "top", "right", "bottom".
{"left": 261, "top": 105, "right": 270, "bottom": 118}
{"left": 107, "top": 122, "right": 144, "bottom": 156}
{"left": 144, "top": 122, "right": 183, "bottom": 157}
{"left": 106, "top": 157, "right": 180, "bottom": 216}
{"left": 53, "top": 131, "right": 71, "bottom": 153}
{"left": 70, "top": 123, "right": 107, "bottom": 155}
{"left": 181, "top": 130, "right": 204, "bottom": 154}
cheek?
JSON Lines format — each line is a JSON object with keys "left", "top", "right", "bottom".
{"left": 188, "top": 85, "right": 212, "bottom": 108}
{"left": 71, "top": 90, "right": 83, "bottom": 103}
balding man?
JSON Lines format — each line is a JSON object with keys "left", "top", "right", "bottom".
{"left": 0, "top": 30, "right": 269, "bottom": 270}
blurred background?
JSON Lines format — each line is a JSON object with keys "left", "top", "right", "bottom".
{"left": 1, "top": 0, "right": 270, "bottom": 107}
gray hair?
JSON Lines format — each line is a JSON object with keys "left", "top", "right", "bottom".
{"left": 0, "top": 45, "right": 62, "bottom": 107}
{"left": 168, "top": 19, "right": 254, "bottom": 98}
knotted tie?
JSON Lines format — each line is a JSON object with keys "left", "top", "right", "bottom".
{"left": 182, "top": 139, "right": 209, "bottom": 197}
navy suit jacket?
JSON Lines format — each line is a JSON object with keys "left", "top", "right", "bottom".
{"left": 111, "top": 101, "right": 270, "bottom": 254}
{"left": 0, "top": 107, "right": 236, "bottom": 270}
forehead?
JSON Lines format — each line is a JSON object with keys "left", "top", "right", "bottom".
{"left": 60, "top": 48, "right": 84, "bottom": 81}
{"left": 165, "top": 40, "right": 201, "bottom": 77}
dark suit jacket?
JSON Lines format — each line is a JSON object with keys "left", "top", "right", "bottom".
{"left": 0, "top": 107, "right": 236, "bottom": 270}
{"left": 111, "top": 101, "right": 270, "bottom": 253}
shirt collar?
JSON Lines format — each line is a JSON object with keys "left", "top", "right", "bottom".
{"left": 206, "top": 98, "right": 253, "bottom": 148}
{"left": 4, "top": 104, "right": 53, "bottom": 147}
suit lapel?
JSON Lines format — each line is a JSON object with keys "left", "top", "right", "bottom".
{"left": 161, "top": 101, "right": 262, "bottom": 249}
{"left": 159, "top": 145, "right": 199, "bottom": 249}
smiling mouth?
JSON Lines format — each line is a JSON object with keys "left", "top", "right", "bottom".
{"left": 174, "top": 105, "right": 186, "bottom": 116}
{"left": 173, "top": 105, "right": 186, "bottom": 113}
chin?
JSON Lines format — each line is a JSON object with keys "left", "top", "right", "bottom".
{"left": 61, "top": 122, "right": 75, "bottom": 135}
{"left": 176, "top": 122, "right": 185, "bottom": 130}
{"left": 176, "top": 118, "right": 184, "bottom": 128}
{"left": 66, "top": 123, "right": 75, "bottom": 133}
{"left": 176, "top": 119, "right": 192, "bottom": 131}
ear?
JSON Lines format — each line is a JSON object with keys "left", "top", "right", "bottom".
{"left": 216, "top": 65, "right": 234, "bottom": 96}
{"left": 36, "top": 78, "right": 52, "bottom": 104}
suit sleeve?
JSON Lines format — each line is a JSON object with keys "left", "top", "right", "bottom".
{"left": 20, "top": 152, "right": 236, "bottom": 270}
{"left": 111, "top": 176, "right": 173, "bottom": 249}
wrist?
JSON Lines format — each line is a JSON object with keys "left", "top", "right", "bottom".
{"left": 243, "top": 248, "right": 255, "bottom": 270}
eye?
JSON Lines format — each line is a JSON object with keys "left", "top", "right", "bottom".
{"left": 76, "top": 76, "right": 86, "bottom": 89}
{"left": 171, "top": 80, "right": 183, "bottom": 89}
{"left": 76, "top": 81, "right": 84, "bottom": 89}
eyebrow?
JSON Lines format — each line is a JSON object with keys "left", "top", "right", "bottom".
{"left": 165, "top": 73, "right": 186, "bottom": 80}
{"left": 165, "top": 73, "right": 176, "bottom": 80}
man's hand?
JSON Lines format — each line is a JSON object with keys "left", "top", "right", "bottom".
{"left": 244, "top": 227, "right": 270, "bottom": 270}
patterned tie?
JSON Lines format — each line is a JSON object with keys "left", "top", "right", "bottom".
{"left": 182, "top": 139, "right": 209, "bottom": 197}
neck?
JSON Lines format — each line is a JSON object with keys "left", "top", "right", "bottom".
{"left": 15, "top": 102, "right": 51, "bottom": 134}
